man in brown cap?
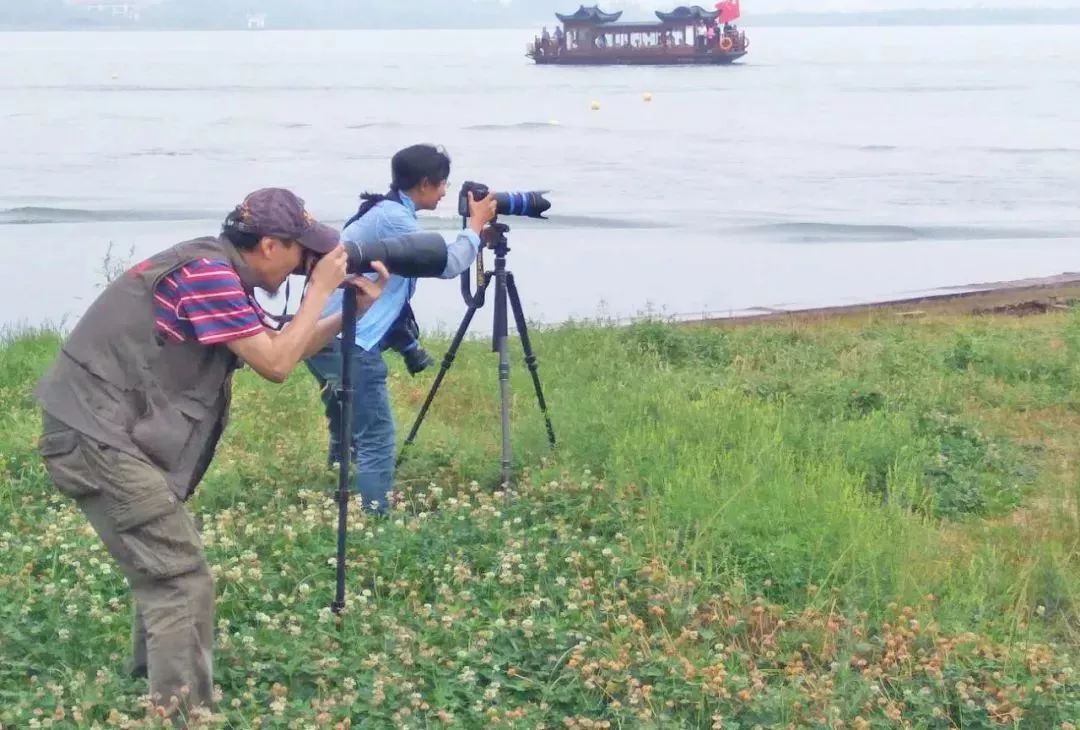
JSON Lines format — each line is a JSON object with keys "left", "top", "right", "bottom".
{"left": 33, "top": 188, "right": 388, "bottom": 719}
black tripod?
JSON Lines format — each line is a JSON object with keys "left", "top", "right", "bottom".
{"left": 400, "top": 219, "right": 556, "bottom": 486}
{"left": 331, "top": 292, "right": 358, "bottom": 615}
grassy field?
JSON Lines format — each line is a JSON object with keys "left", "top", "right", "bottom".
{"left": 1, "top": 307, "right": 1079, "bottom": 728}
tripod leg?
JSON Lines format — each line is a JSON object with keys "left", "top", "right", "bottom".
{"left": 506, "top": 272, "right": 556, "bottom": 449}
{"left": 333, "top": 293, "right": 357, "bottom": 615}
{"left": 494, "top": 270, "right": 512, "bottom": 485}
{"left": 399, "top": 273, "right": 492, "bottom": 464}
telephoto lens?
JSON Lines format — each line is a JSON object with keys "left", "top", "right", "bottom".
{"left": 458, "top": 181, "right": 551, "bottom": 219}
{"left": 343, "top": 232, "right": 448, "bottom": 277}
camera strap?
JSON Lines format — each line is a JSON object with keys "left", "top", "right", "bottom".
{"left": 259, "top": 275, "right": 312, "bottom": 331}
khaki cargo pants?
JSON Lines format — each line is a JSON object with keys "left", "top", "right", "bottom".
{"left": 39, "top": 417, "right": 214, "bottom": 717}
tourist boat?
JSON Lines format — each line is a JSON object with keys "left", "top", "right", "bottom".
{"left": 528, "top": 3, "right": 749, "bottom": 66}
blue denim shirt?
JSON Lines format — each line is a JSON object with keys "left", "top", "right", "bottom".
{"left": 321, "top": 193, "right": 481, "bottom": 352}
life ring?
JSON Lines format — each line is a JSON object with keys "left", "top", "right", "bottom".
{"left": 719, "top": 36, "right": 734, "bottom": 52}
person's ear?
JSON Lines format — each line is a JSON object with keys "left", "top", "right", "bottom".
{"left": 258, "top": 236, "right": 276, "bottom": 258}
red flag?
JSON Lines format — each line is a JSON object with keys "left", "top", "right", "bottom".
{"left": 716, "top": 0, "right": 741, "bottom": 23}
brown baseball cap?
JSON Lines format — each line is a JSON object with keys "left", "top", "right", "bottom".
{"left": 232, "top": 187, "right": 340, "bottom": 254}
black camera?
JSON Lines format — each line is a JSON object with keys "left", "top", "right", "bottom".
{"left": 458, "top": 181, "right": 551, "bottom": 220}
{"left": 342, "top": 232, "right": 449, "bottom": 278}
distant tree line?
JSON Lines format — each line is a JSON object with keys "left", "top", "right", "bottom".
{"left": 2, "top": 1, "right": 1078, "bottom": 30}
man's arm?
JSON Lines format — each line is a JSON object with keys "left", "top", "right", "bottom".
{"left": 440, "top": 192, "right": 498, "bottom": 279}
{"left": 440, "top": 230, "right": 481, "bottom": 279}
{"left": 227, "top": 283, "right": 338, "bottom": 383}
{"left": 223, "top": 246, "right": 346, "bottom": 382}
{"left": 231, "top": 267, "right": 389, "bottom": 380}
{"left": 303, "top": 313, "right": 345, "bottom": 358}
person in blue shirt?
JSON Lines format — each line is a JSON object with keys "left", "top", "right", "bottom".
{"left": 306, "top": 144, "right": 497, "bottom": 514}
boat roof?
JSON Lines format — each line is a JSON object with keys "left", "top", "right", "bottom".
{"left": 555, "top": 5, "right": 623, "bottom": 24}
{"left": 555, "top": 6, "right": 721, "bottom": 29}
{"left": 596, "top": 21, "right": 680, "bottom": 31}
{"left": 655, "top": 5, "right": 720, "bottom": 22}
{"left": 586, "top": 19, "right": 712, "bottom": 32}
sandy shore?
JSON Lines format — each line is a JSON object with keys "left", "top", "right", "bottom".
{"left": 697, "top": 272, "right": 1080, "bottom": 328}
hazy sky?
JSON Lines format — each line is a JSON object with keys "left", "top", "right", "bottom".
{"left": 775, "top": 0, "right": 1080, "bottom": 8}
{"left": 626, "top": 0, "right": 1080, "bottom": 10}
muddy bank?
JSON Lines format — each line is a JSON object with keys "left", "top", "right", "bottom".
{"left": 695, "top": 272, "right": 1080, "bottom": 328}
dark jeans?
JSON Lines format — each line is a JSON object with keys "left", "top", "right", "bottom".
{"left": 305, "top": 339, "right": 395, "bottom": 514}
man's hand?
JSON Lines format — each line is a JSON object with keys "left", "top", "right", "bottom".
{"left": 347, "top": 261, "right": 390, "bottom": 313}
{"left": 467, "top": 191, "right": 498, "bottom": 237}
{"left": 309, "top": 244, "right": 348, "bottom": 294}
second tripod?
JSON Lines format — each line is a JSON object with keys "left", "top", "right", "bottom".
{"left": 399, "top": 219, "right": 556, "bottom": 485}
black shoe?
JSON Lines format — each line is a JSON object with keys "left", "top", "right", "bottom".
{"left": 403, "top": 347, "right": 435, "bottom": 376}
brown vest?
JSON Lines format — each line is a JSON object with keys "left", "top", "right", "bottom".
{"left": 35, "top": 236, "right": 262, "bottom": 500}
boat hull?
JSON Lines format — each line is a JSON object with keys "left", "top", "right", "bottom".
{"left": 533, "top": 51, "right": 746, "bottom": 65}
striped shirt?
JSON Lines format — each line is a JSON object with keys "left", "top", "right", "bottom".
{"left": 154, "top": 258, "right": 265, "bottom": 345}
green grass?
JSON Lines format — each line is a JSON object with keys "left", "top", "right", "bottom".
{"left": 1, "top": 311, "right": 1079, "bottom": 728}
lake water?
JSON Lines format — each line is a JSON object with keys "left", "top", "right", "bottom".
{"left": 2, "top": 26, "right": 1079, "bottom": 334}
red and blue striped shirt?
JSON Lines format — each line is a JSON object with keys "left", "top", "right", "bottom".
{"left": 154, "top": 258, "right": 265, "bottom": 345}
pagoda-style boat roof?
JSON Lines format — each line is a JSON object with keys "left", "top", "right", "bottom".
{"left": 555, "top": 5, "right": 624, "bottom": 24}
{"left": 655, "top": 5, "right": 719, "bottom": 22}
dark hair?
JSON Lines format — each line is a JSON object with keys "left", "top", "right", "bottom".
{"left": 221, "top": 206, "right": 262, "bottom": 250}
{"left": 346, "top": 144, "right": 451, "bottom": 227}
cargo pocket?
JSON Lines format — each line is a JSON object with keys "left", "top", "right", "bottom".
{"left": 38, "top": 428, "right": 102, "bottom": 499}
{"left": 130, "top": 392, "right": 208, "bottom": 472}
{"left": 106, "top": 454, "right": 205, "bottom": 580}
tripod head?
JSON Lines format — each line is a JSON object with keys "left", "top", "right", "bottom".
{"left": 483, "top": 219, "right": 511, "bottom": 256}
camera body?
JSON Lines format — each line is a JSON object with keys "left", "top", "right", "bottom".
{"left": 458, "top": 181, "right": 551, "bottom": 220}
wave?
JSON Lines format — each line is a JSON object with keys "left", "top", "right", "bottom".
{"left": 0, "top": 83, "right": 417, "bottom": 93}
{"left": 848, "top": 84, "right": 1023, "bottom": 94}
{"left": 745, "top": 221, "right": 1074, "bottom": 244}
{"left": 846, "top": 144, "right": 1079, "bottom": 155}
{"left": 0, "top": 207, "right": 221, "bottom": 225}
{"left": 346, "top": 122, "right": 403, "bottom": 130}
{"left": 416, "top": 212, "right": 672, "bottom": 230}
{"left": 129, "top": 148, "right": 201, "bottom": 157}
{"left": 978, "top": 146, "right": 1080, "bottom": 155}
{"left": 463, "top": 121, "right": 566, "bottom": 131}
{"left": 0, "top": 206, "right": 671, "bottom": 231}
